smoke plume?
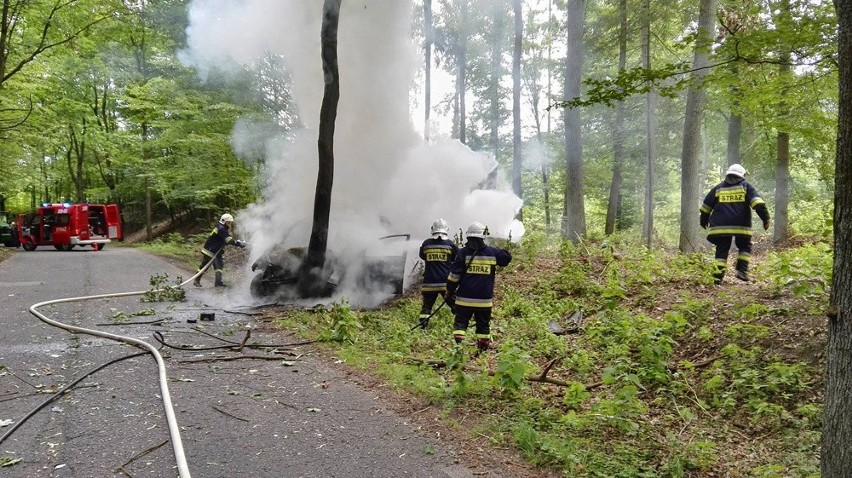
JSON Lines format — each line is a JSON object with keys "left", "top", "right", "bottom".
{"left": 181, "top": 0, "right": 524, "bottom": 306}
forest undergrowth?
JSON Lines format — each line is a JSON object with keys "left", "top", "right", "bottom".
{"left": 268, "top": 231, "right": 830, "bottom": 478}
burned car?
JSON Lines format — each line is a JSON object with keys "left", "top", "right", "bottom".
{"left": 249, "top": 234, "right": 410, "bottom": 301}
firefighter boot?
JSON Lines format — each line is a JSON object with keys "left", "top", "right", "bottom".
{"left": 214, "top": 271, "right": 226, "bottom": 287}
{"left": 735, "top": 263, "right": 750, "bottom": 282}
{"left": 193, "top": 277, "right": 202, "bottom": 288}
{"left": 477, "top": 337, "right": 491, "bottom": 353}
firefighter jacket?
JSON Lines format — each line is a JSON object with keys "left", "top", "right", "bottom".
{"left": 700, "top": 176, "right": 770, "bottom": 237}
{"left": 202, "top": 223, "right": 235, "bottom": 257}
{"left": 446, "top": 243, "right": 512, "bottom": 308}
{"left": 419, "top": 237, "right": 458, "bottom": 293}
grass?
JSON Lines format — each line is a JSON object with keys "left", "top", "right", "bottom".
{"left": 138, "top": 230, "right": 829, "bottom": 477}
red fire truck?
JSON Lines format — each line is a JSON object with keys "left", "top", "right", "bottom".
{"left": 17, "top": 203, "right": 122, "bottom": 251}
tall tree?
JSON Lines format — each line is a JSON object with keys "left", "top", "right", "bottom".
{"left": 301, "top": 0, "right": 341, "bottom": 296}
{"left": 678, "top": 0, "right": 717, "bottom": 253}
{"left": 489, "top": 0, "right": 504, "bottom": 171}
{"left": 512, "top": 0, "right": 522, "bottom": 217}
{"left": 641, "top": 0, "right": 656, "bottom": 248}
{"left": 423, "top": 0, "right": 433, "bottom": 141}
{"left": 605, "top": 0, "right": 628, "bottom": 236}
{"left": 824, "top": 0, "right": 852, "bottom": 474}
{"left": 562, "top": 0, "right": 586, "bottom": 241}
{"left": 773, "top": 0, "right": 792, "bottom": 245}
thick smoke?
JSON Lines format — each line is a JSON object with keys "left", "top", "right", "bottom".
{"left": 181, "top": 1, "right": 524, "bottom": 306}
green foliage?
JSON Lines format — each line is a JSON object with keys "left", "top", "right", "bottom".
{"left": 759, "top": 242, "right": 833, "bottom": 296}
{"left": 494, "top": 344, "right": 531, "bottom": 394}
{"left": 141, "top": 273, "right": 186, "bottom": 302}
{"left": 324, "top": 300, "right": 362, "bottom": 344}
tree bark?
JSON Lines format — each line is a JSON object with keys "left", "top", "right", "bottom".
{"left": 454, "top": 1, "right": 469, "bottom": 145}
{"left": 423, "top": 0, "right": 432, "bottom": 141}
{"left": 823, "top": 0, "right": 852, "bottom": 475}
{"left": 727, "top": 110, "right": 742, "bottom": 165}
{"left": 301, "top": 0, "right": 341, "bottom": 296}
{"left": 561, "top": 0, "right": 586, "bottom": 242}
{"left": 641, "top": 0, "right": 656, "bottom": 248}
{"left": 605, "top": 0, "right": 628, "bottom": 236}
{"left": 678, "top": 0, "right": 716, "bottom": 253}
{"left": 490, "top": 0, "right": 503, "bottom": 175}
{"left": 512, "top": 0, "right": 523, "bottom": 218}
{"left": 774, "top": 6, "right": 791, "bottom": 245}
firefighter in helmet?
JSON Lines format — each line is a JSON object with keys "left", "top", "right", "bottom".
{"left": 700, "top": 163, "right": 771, "bottom": 284}
{"left": 445, "top": 222, "right": 512, "bottom": 352}
{"left": 416, "top": 218, "right": 458, "bottom": 329}
{"left": 193, "top": 213, "right": 246, "bottom": 288}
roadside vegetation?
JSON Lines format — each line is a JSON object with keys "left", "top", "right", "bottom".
{"left": 261, "top": 232, "right": 829, "bottom": 477}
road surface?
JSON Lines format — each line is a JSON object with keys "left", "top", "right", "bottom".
{"left": 0, "top": 246, "right": 508, "bottom": 478}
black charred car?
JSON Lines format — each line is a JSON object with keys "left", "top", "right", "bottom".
{"left": 249, "top": 234, "right": 410, "bottom": 300}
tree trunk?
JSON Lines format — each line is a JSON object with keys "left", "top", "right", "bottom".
{"left": 605, "top": 0, "right": 628, "bottom": 236}
{"left": 561, "top": 0, "right": 586, "bottom": 242}
{"left": 454, "top": 1, "right": 468, "bottom": 145}
{"left": 301, "top": 0, "right": 341, "bottom": 296}
{"left": 490, "top": 0, "right": 503, "bottom": 171}
{"left": 678, "top": 0, "right": 716, "bottom": 253}
{"left": 822, "top": 0, "right": 852, "bottom": 472}
{"left": 774, "top": 8, "right": 791, "bottom": 245}
{"left": 142, "top": 122, "right": 152, "bottom": 241}
{"left": 423, "top": 0, "right": 432, "bottom": 141}
{"left": 727, "top": 110, "right": 742, "bottom": 165}
{"left": 512, "top": 0, "right": 522, "bottom": 218}
{"left": 641, "top": 0, "right": 656, "bottom": 248}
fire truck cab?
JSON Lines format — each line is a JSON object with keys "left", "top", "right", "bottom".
{"left": 17, "top": 203, "right": 122, "bottom": 251}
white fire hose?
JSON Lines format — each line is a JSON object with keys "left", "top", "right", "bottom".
{"left": 26, "top": 262, "right": 216, "bottom": 478}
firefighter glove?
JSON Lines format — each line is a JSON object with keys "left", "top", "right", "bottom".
{"left": 763, "top": 219, "right": 771, "bottom": 231}
{"left": 699, "top": 215, "right": 708, "bottom": 229}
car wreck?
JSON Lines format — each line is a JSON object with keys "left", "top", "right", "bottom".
{"left": 249, "top": 234, "right": 410, "bottom": 302}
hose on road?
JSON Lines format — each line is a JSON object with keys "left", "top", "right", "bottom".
{"left": 23, "top": 262, "right": 215, "bottom": 478}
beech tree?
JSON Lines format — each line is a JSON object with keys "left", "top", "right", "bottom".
{"left": 561, "top": 0, "right": 586, "bottom": 242}
{"left": 824, "top": 0, "right": 852, "bottom": 474}
{"left": 678, "top": 0, "right": 717, "bottom": 253}
{"left": 301, "top": 0, "right": 341, "bottom": 296}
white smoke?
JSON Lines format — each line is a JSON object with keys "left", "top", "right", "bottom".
{"left": 181, "top": 0, "right": 524, "bottom": 306}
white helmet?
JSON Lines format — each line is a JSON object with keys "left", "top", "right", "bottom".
{"left": 431, "top": 218, "right": 449, "bottom": 236}
{"left": 725, "top": 163, "right": 747, "bottom": 178}
{"left": 219, "top": 213, "right": 234, "bottom": 224}
{"left": 465, "top": 222, "right": 488, "bottom": 239}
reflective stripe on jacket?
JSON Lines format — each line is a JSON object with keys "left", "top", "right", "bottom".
{"left": 446, "top": 244, "right": 511, "bottom": 308}
{"left": 202, "top": 223, "right": 234, "bottom": 257}
{"left": 419, "top": 237, "right": 458, "bottom": 292}
{"left": 700, "top": 177, "right": 770, "bottom": 237}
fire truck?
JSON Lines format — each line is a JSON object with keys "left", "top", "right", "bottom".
{"left": 17, "top": 203, "right": 122, "bottom": 251}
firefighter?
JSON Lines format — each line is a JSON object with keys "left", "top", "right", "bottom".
{"left": 193, "top": 213, "right": 246, "bottom": 288}
{"left": 416, "top": 218, "right": 459, "bottom": 329}
{"left": 699, "top": 163, "right": 771, "bottom": 284}
{"left": 446, "top": 222, "right": 512, "bottom": 352}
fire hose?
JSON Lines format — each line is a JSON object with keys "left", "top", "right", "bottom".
{"left": 19, "top": 251, "right": 225, "bottom": 478}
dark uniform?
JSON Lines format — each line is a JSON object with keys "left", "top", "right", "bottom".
{"left": 700, "top": 169, "right": 770, "bottom": 283}
{"left": 417, "top": 236, "right": 458, "bottom": 327}
{"left": 446, "top": 237, "right": 511, "bottom": 351}
{"left": 194, "top": 220, "right": 243, "bottom": 287}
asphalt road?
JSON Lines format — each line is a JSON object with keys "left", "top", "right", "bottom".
{"left": 0, "top": 246, "right": 500, "bottom": 478}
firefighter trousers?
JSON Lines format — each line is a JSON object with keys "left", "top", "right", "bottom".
{"left": 708, "top": 234, "right": 752, "bottom": 279}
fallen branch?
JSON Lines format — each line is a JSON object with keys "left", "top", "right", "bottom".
{"left": 96, "top": 318, "right": 165, "bottom": 326}
{"left": 115, "top": 440, "right": 168, "bottom": 477}
{"left": 212, "top": 405, "right": 249, "bottom": 422}
{"left": 177, "top": 355, "right": 299, "bottom": 364}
